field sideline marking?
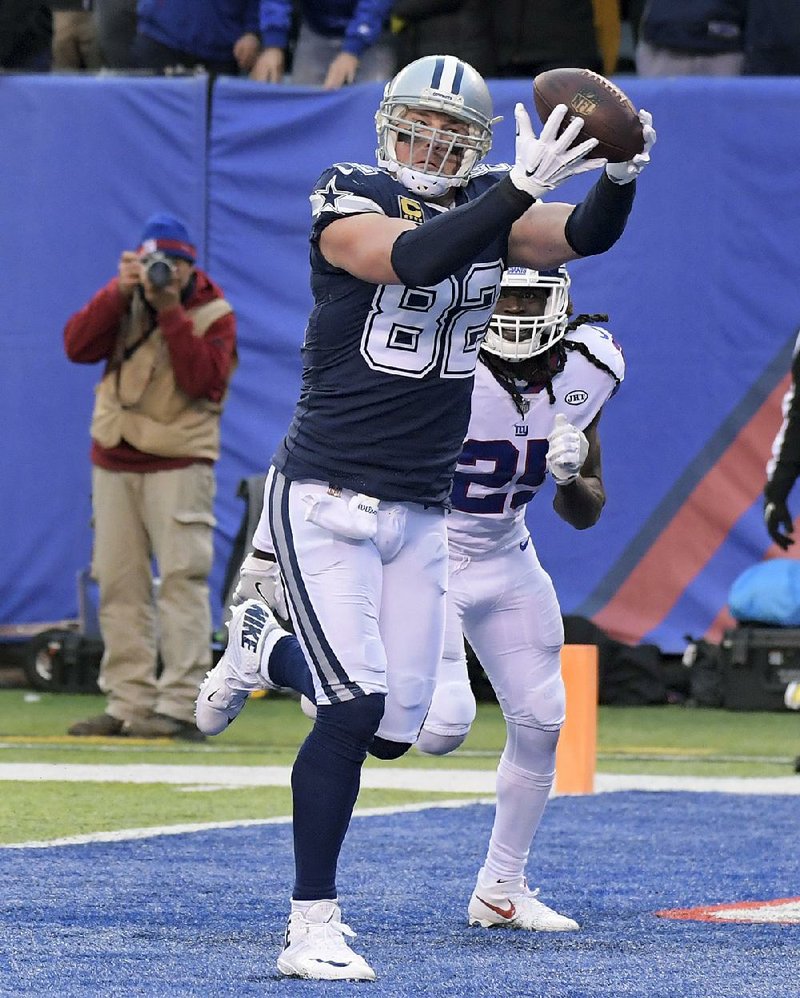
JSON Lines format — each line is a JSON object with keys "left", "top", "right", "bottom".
{"left": 1, "top": 762, "right": 799, "bottom": 796}
{"left": 0, "top": 797, "right": 495, "bottom": 850}
{"left": 1, "top": 761, "right": 798, "bottom": 793}
{"left": 2, "top": 765, "right": 799, "bottom": 850}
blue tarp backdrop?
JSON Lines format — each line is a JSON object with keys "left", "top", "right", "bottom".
{"left": 2, "top": 74, "right": 799, "bottom": 652}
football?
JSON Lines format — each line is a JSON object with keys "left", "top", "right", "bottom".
{"left": 532, "top": 67, "right": 644, "bottom": 163}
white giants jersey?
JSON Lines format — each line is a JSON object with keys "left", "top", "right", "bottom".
{"left": 447, "top": 324, "right": 625, "bottom": 557}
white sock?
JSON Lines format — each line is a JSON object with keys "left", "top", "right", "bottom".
{"left": 482, "top": 727, "right": 558, "bottom": 882}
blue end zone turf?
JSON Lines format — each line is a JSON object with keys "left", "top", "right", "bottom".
{"left": 1, "top": 791, "right": 797, "bottom": 996}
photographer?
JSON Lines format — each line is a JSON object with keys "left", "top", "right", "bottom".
{"left": 64, "top": 213, "right": 237, "bottom": 740}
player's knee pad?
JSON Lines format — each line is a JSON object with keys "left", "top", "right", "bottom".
{"left": 503, "top": 674, "right": 565, "bottom": 730}
{"left": 316, "top": 692, "right": 385, "bottom": 749}
{"left": 379, "top": 672, "right": 436, "bottom": 743}
{"left": 415, "top": 729, "right": 467, "bottom": 756}
{"left": 502, "top": 717, "right": 561, "bottom": 776}
{"left": 368, "top": 735, "right": 413, "bottom": 760}
{"left": 425, "top": 678, "right": 477, "bottom": 733}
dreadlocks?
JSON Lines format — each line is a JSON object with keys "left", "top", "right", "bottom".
{"left": 479, "top": 312, "right": 619, "bottom": 417}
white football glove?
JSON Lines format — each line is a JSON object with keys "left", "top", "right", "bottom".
{"left": 605, "top": 109, "right": 657, "bottom": 185}
{"left": 509, "top": 102, "right": 606, "bottom": 199}
{"left": 233, "top": 552, "right": 288, "bottom": 618}
{"left": 546, "top": 413, "right": 589, "bottom": 485}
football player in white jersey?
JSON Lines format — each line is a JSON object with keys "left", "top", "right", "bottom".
{"left": 195, "top": 53, "right": 651, "bottom": 982}
{"left": 416, "top": 264, "right": 624, "bottom": 933}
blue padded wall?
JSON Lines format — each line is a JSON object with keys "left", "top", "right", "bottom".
{"left": 2, "top": 74, "right": 800, "bottom": 651}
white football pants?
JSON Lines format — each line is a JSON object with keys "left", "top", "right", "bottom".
{"left": 264, "top": 469, "right": 448, "bottom": 744}
{"left": 424, "top": 535, "right": 566, "bottom": 741}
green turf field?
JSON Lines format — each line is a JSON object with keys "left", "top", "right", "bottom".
{"left": 0, "top": 688, "right": 797, "bottom": 844}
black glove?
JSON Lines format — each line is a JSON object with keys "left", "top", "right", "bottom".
{"left": 764, "top": 499, "right": 795, "bottom": 550}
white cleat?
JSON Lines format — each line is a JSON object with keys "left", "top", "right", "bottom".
{"left": 276, "top": 901, "right": 376, "bottom": 981}
{"left": 468, "top": 872, "right": 579, "bottom": 932}
{"left": 195, "top": 599, "right": 286, "bottom": 735}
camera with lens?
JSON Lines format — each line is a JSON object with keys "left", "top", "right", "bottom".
{"left": 142, "top": 251, "right": 176, "bottom": 291}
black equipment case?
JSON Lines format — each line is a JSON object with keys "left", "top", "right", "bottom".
{"left": 720, "top": 626, "right": 800, "bottom": 710}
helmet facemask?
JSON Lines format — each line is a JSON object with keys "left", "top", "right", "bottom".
{"left": 377, "top": 104, "right": 491, "bottom": 197}
{"left": 482, "top": 267, "right": 572, "bottom": 364}
{"left": 376, "top": 56, "right": 495, "bottom": 198}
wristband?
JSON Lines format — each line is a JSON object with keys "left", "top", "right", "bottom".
{"left": 564, "top": 171, "right": 635, "bottom": 257}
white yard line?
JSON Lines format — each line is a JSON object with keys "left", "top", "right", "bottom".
{"left": 1, "top": 763, "right": 798, "bottom": 850}
{"left": 0, "top": 762, "right": 798, "bottom": 795}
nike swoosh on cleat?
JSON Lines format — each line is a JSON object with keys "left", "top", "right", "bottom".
{"left": 312, "top": 960, "right": 351, "bottom": 968}
{"left": 207, "top": 689, "right": 220, "bottom": 702}
{"left": 476, "top": 896, "right": 516, "bottom": 920}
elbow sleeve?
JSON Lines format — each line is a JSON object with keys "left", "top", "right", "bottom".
{"left": 390, "top": 177, "right": 533, "bottom": 287}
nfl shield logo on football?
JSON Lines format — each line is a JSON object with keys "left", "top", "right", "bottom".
{"left": 571, "top": 90, "right": 599, "bottom": 116}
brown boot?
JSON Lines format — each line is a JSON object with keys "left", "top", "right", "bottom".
{"left": 68, "top": 713, "right": 124, "bottom": 737}
{"left": 124, "top": 713, "right": 205, "bottom": 742}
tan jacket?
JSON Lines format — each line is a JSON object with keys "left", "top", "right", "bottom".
{"left": 91, "top": 298, "right": 232, "bottom": 461}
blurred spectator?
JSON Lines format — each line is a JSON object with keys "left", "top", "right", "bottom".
{"left": 492, "top": 1, "right": 603, "bottom": 78}
{"left": 49, "top": 1, "right": 101, "bottom": 70}
{"left": 624, "top": 0, "right": 645, "bottom": 43}
{"left": 0, "top": 1, "right": 52, "bottom": 70}
{"left": 253, "top": 0, "right": 395, "bottom": 88}
{"left": 93, "top": 0, "right": 136, "bottom": 68}
{"left": 743, "top": 0, "right": 800, "bottom": 75}
{"left": 635, "top": 0, "right": 746, "bottom": 77}
{"left": 390, "top": 1, "right": 495, "bottom": 77}
{"left": 131, "top": 0, "right": 261, "bottom": 77}
{"left": 616, "top": 0, "right": 645, "bottom": 72}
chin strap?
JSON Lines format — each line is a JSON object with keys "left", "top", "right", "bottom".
{"left": 391, "top": 164, "right": 464, "bottom": 198}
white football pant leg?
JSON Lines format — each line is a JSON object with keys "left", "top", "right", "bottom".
{"left": 416, "top": 585, "right": 476, "bottom": 755}
{"left": 268, "top": 471, "right": 447, "bottom": 735}
{"left": 459, "top": 540, "right": 566, "bottom": 881}
{"left": 375, "top": 504, "right": 448, "bottom": 744}
{"left": 268, "top": 473, "right": 388, "bottom": 705}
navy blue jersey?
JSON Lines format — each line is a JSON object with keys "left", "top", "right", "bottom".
{"left": 272, "top": 162, "right": 512, "bottom": 505}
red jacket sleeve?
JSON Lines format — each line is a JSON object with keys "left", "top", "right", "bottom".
{"left": 158, "top": 304, "right": 237, "bottom": 403}
{"left": 63, "top": 278, "right": 128, "bottom": 363}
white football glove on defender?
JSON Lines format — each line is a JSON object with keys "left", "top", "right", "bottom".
{"left": 605, "top": 109, "right": 657, "bottom": 185}
{"left": 233, "top": 552, "right": 288, "bottom": 618}
{"left": 509, "top": 102, "right": 605, "bottom": 200}
{"left": 547, "top": 413, "right": 589, "bottom": 485}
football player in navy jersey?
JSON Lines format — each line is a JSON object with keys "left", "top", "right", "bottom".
{"left": 765, "top": 328, "right": 800, "bottom": 550}
{"left": 196, "top": 54, "right": 655, "bottom": 981}
{"left": 415, "top": 265, "right": 623, "bottom": 932}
